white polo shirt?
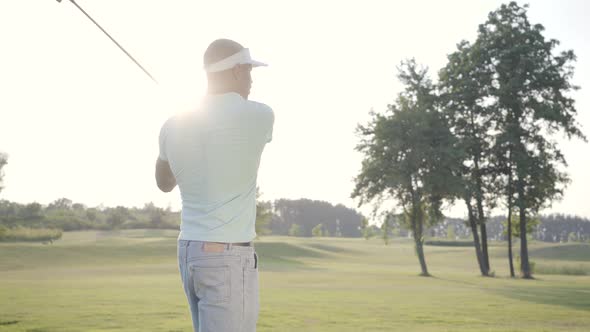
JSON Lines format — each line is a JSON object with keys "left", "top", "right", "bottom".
{"left": 158, "top": 92, "right": 274, "bottom": 242}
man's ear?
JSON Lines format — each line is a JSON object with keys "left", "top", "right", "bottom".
{"left": 231, "top": 66, "right": 240, "bottom": 80}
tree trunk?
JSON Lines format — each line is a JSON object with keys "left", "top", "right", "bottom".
{"left": 507, "top": 161, "right": 515, "bottom": 278}
{"left": 473, "top": 157, "right": 491, "bottom": 273}
{"left": 517, "top": 176, "right": 532, "bottom": 279}
{"left": 480, "top": 221, "right": 490, "bottom": 272}
{"left": 415, "top": 236, "right": 429, "bottom": 276}
{"left": 411, "top": 199, "right": 429, "bottom": 277}
{"left": 507, "top": 208, "right": 515, "bottom": 277}
{"left": 465, "top": 198, "right": 487, "bottom": 276}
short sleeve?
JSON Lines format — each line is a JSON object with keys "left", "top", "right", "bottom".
{"left": 266, "top": 108, "right": 275, "bottom": 143}
{"left": 158, "top": 118, "right": 171, "bottom": 161}
{"left": 246, "top": 100, "right": 274, "bottom": 143}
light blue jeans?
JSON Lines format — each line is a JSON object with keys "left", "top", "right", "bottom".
{"left": 178, "top": 240, "right": 259, "bottom": 332}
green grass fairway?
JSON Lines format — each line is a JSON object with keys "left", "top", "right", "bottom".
{"left": 1, "top": 230, "right": 589, "bottom": 331}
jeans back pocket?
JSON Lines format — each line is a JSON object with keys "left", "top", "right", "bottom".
{"left": 190, "top": 265, "right": 230, "bottom": 304}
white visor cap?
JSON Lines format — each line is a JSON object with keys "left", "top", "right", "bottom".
{"left": 204, "top": 48, "right": 267, "bottom": 73}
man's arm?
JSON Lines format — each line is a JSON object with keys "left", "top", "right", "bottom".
{"left": 155, "top": 158, "right": 176, "bottom": 192}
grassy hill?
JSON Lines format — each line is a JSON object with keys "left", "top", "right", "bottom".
{"left": 1, "top": 230, "right": 589, "bottom": 331}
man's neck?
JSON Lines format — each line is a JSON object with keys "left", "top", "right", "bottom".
{"left": 207, "top": 86, "right": 246, "bottom": 99}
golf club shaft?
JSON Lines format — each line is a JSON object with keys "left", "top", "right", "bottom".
{"left": 68, "top": 0, "right": 158, "bottom": 83}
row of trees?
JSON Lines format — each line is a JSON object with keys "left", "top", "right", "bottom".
{"left": 0, "top": 196, "right": 363, "bottom": 237}
{"left": 377, "top": 214, "right": 590, "bottom": 243}
{"left": 0, "top": 155, "right": 182, "bottom": 234}
{"left": 0, "top": 198, "right": 181, "bottom": 231}
{"left": 353, "top": 3, "right": 586, "bottom": 278}
{"left": 2, "top": 195, "right": 587, "bottom": 242}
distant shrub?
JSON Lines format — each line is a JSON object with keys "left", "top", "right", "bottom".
{"left": 0, "top": 226, "right": 62, "bottom": 242}
{"left": 567, "top": 232, "right": 579, "bottom": 243}
{"left": 312, "top": 223, "right": 324, "bottom": 237}
{"left": 288, "top": 224, "right": 303, "bottom": 237}
{"left": 447, "top": 225, "right": 456, "bottom": 240}
{"left": 535, "top": 264, "right": 588, "bottom": 276}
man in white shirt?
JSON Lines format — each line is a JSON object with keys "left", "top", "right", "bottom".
{"left": 155, "top": 38, "right": 274, "bottom": 332}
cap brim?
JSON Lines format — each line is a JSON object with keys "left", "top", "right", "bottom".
{"left": 249, "top": 59, "right": 268, "bottom": 68}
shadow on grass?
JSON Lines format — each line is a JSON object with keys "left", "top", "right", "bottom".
{"left": 0, "top": 320, "right": 19, "bottom": 326}
{"left": 303, "top": 243, "right": 361, "bottom": 254}
{"left": 430, "top": 275, "right": 488, "bottom": 287}
{"left": 410, "top": 272, "right": 482, "bottom": 278}
{"left": 255, "top": 242, "right": 327, "bottom": 271}
{"left": 0, "top": 240, "right": 177, "bottom": 271}
{"left": 255, "top": 242, "right": 325, "bottom": 258}
{"left": 488, "top": 284, "right": 590, "bottom": 311}
{"left": 529, "top": 244, "right": 590, "bottom": 262}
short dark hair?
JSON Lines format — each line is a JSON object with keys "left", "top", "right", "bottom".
{"left": 203, "top": 39, "right": 244, "bottom": 67}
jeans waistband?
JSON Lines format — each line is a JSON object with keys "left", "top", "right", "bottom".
{"left": 178, "top": 239, "right": 252, "bottom": 249}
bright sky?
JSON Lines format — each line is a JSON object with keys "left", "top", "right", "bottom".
{"left": 1, "top": 0, "right": 588, "bottom": 220}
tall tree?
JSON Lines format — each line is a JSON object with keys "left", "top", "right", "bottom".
{"left": 439, "top": 40, "right": 495, "bottom": 276}
{"left": 476, "top": 2, "right": 586, "bottom": 278}
{"left": 353, "top": 59, "right": 462, "bottom": 276}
